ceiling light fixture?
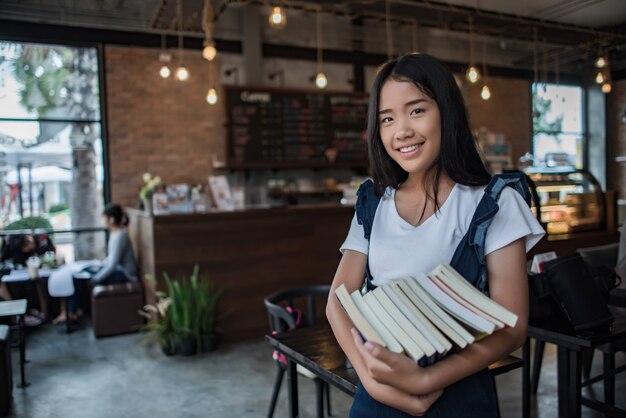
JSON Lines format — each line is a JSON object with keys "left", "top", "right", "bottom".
{"left": 269, "top": 6, "right": 286, "bottom": 29}
{"left": 480, "top": 38, "right": 490, "bottom": 101}
{"left": 158, "top": 34, "right": 171, "bottom": 79}
{"left": 596, "top": 56, "right": 606, "bottom": 68}
{"left": 465, "top": 17, "right": 481, "bottom": 83}
{"left": 174, "top": 0, "right": 189, "bottom": 81}
{"left": 202, "top": 0, "right": 217, "bottom": 61}
{"left": 315, "top": 7, "right": 327, "bottom": 89}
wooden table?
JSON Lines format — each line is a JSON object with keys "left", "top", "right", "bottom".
{"left": 0, "top": 299, "right": 28, "bottom": 388}
{"left": 266, "top": 324, "right": 525, "bottom": 418}
{"left": 524, "top": 307, "right": 626, "bottom": 418}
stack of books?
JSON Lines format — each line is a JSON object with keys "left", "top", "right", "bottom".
{"left": 335, "top": 263, "right": 518, "bottom": 365}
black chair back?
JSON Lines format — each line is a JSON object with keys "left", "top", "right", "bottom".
{"left": 264, "top": 285, "right": 331, "bottom": 334}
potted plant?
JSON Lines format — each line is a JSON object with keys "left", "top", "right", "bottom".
{"left": 140, "top": 266, "right": 221, "bottom": 356}
{"left": 197, "top": 273, "right": 222, "bottom": 352}
{"left": 139, "top": 172, "right": 161, "bottom": 214}
{"left": 139, "top": 285, "right": 174, "bottom": 355}
{"left": 165, "top": 270, "right": 198, "bottom": 356}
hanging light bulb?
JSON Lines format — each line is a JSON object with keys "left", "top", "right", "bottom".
{"left": 466, "top": 66, "right": 481, "bottom": 84}
{"left": 595, "top": 71, "right": 605, "bottom": 84}
{"left": 203, "top": 40, "right": 217, "bottom": 61}
{"left": 602, "top": 82, "right": 612, "bottom": 94}
{"left": 159, "top": 65, "right": 171, "bottom": 78}
{"left": 206, "top": 88, "right": 218, "bottom": 104}
{"left": 175, "top": 65, "right": 189, "bottom": 81}
{"left": 269, "top": 6, "right": 286, "bottom": 29}
{"left": 315, "top": 72, "right": 327, "bottom": 89}
{"left": 158, "top": 38, "right": 172, "bottom": 79}
{"left": 595, "top": 56, "right": 606, "bottom": 68}
{"left": 481, "top": 85, "right": 491, "bottom": 100}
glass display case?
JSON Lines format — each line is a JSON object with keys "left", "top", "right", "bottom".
{"left": 525, "top": 168, "right": 605, "bottom": 235}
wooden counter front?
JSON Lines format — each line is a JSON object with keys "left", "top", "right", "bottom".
{"left": 127, "top": 205, "right": 354, "bottom": 342}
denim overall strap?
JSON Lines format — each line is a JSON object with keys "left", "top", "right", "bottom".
{"left": 449, "top": 172, "right": 530, "bottom": 294}
{"left": 355, "top": 179, "right": 381, "bottom": 292}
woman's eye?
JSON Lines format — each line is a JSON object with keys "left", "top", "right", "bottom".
{"left": 380, "top": 116, "right": 393, "bottom": 124}
{"left": 410, "top": 108, "right": 424, "bottom": 116}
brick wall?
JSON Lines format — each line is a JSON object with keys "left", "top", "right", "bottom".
{"left": 106, "top": 46, "right": 535, "bottom": 206}
{"left": 606, "top": 79, "right": 626, "bottom": 198}
{"left": 461, "top": 76, "right": 532, "bottom": 166}
{"left": 106, "top": 45, "right": 225, "bottom": 207}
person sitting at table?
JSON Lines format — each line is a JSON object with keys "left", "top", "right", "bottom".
{"left": 0, "top": 233, "right": 55, "bottom": 326}
{"left": 49, "top": 204, "right": 138, "bottom": 324}
{"left": 1, "top": 233, "right": 56, "bottom": 267}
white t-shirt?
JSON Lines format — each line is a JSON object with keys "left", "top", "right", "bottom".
{"left": 340, "top": 183, "right": 546, "bottom": 287}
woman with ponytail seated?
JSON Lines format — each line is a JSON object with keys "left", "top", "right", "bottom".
{"left": 49, "top": 204, "right": 138, "bottom": 324}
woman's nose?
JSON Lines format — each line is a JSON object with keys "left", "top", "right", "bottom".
{"left": 393, "top": 124, "right": 414, "bottom": 140}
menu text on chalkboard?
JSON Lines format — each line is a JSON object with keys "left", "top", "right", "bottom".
{"left": 225, "top": 86, "right": 369, "bottom": 168}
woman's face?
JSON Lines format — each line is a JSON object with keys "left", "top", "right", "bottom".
{"left": 378, "top": 79, "right": 442, "bottom": 178}
{"left": 103, "top": 215, "right": 114, "bottom": 229}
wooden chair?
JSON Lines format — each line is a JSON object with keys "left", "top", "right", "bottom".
{"left": 264, "top": 285, "right": 332, "bottom": 418}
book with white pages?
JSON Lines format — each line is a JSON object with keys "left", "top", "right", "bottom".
{"left": 413, "top": 272, "right": 496, "bottom": 334}
{"left": 350, "top": 289, "right": 404, "bottom": 354}
{"left": 429, "top": 274, "right": 506, "bottom": 330}
{"left": 431, "top": 264, "right": 518, "bottom": 328}
{"left": 362, "top": 292, "right": 425, "bottom": 361}
{"left": 335, "top": 284, "right": 386, "bottom": 347}
{"left": 384, "top": 282, "right": 451, "bottom": 354}
{"left": 399, "top": 279, "right": 473, "bottom": 348}
{"left": 371, "top": 287, "right": 437, "bottom": 357}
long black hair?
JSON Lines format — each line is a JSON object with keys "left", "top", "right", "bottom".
{"left": 367, "top": 53, "right": 491, "bottom": 201}
{"left": 103, "top": 204, "right": 129, "bottom": 227}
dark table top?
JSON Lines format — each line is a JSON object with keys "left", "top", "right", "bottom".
{"left": 266, "top": 323, "right": 359, "bottom": 396}
{"left": 266, "top": 323, "right": 524, "bottom": 396}
{"left": 528, "top": 307, "right": 626, "bottom": 350}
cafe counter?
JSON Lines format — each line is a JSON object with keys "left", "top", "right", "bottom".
{"left": 127, "top": 205, "right": 354, "bottom": 342}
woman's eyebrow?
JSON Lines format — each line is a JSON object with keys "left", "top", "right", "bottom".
{"left": 378, "top": 98, "right": 427, "bottom": 115}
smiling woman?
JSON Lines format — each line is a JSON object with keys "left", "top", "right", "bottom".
{"left": 326, "top": 54, "right": 545, "bottom": 418}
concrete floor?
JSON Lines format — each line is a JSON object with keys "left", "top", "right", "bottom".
{"left": 5, "top": 324, "right": 625, "bottom": 418}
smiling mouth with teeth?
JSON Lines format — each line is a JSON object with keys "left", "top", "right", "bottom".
{"left": 398, "top": 142, "right": 425, "bottom": 153}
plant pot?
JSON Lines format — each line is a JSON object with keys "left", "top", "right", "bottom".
{"left": 177, "top": 337, "right": 197, "bottom": 356}
{"left": 201, "top": 333, "right": 219, "bottom": 352}
{"left": 160, "top": 334, "right": 176, "bottom": 356}
{"left": 161, "top": 343, "right": 175, "bottom": 356}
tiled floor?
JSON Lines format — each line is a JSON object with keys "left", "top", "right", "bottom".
{"left": 5, "top": 324, "right": 625, "bottom": 417}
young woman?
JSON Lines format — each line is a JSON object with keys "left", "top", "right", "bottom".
{"left": 50, "top": 204, "right": 138, "bottom": 324}
{"left": 326, "top": 54, "right": 545, "bottom": 417}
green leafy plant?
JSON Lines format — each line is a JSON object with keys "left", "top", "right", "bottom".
{"left": 141, "top": 266, "right": 221, "bottom": 354}
{"left": 139, "top": 172, "right": 161, "bottom": 200}
{"left": 48, "top": 203, "right": 69, "bottom": 214}
{"left": 5, "top": 216, "right": 53, "bottom": 231}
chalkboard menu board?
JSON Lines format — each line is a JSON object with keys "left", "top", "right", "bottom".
{"left": 225, "top": 86, "right": 369, "bottom": 168}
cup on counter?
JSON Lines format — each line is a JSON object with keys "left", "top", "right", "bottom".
{"left": 27, "top": 256, "right": 41, "bottom": 279}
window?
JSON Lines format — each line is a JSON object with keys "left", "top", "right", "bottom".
{"left": 0, "top": 41, "right": 105, "bottom": 260}
{"left": 532, "top": 83, "right": 584, "bottom": 169}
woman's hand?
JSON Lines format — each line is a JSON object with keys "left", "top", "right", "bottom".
{"left": 351, "top": 328, "right": 432, "bottom": 394}
{"left": 362, "top": 374, "right": 443, "bottom": 416}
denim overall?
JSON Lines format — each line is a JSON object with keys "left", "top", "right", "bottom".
{"left": 350, "top": 173, "right": 530, "bottom": 418}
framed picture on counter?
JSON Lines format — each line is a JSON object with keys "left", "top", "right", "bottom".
{"left": 208, "top": 175, "right": 235, "bottom": 211}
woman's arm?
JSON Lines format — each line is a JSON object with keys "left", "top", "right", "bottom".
{"left": 93, "top": 233, "right": 123, "bottom": 282}
{"left": 326, "top": 250, "right": 443, "bottom": 415}
{"left": 356, "top": 237, "right": 528, "bottom": 395}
